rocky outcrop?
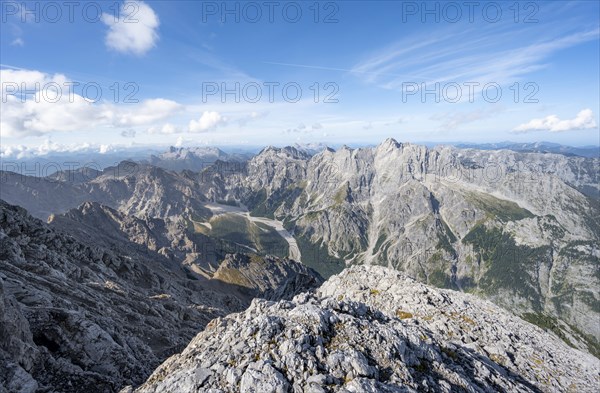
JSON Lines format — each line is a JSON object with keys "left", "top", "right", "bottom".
{"left": 131, "top": 265, "right": 600, "bottom": 393}
{"left": 0, "top": 200, "right": 321, "bottom": 393}
{"left": 0, "top": 273, "right": 39, "bottom": 393}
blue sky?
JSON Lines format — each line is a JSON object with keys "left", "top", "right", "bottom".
{"left": 1, "top": 0, "right": 599, "bottom": 157}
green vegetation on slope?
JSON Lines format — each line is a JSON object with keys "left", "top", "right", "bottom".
{"left": 466, "top": 192, "right": 534, "bottom": 222}
{"left": 462, "top": 225, "right": 550, "bottom": 310}
{"left": 333, "top": 182, "right": 351, "bottom": 205}
{"left": 296, "top": 234, "right": 345, "bottom": 278}
{"left": 436, "top": 219, "right": 458, "bottom": 257}
{"left": 428, "top": 267, "right": 454, "bottom": 289}
{"left": 522, "top": 312, "right": 600, "bottom": 359}
{"left": 373, "top": 232, "right": 388, "bottom": 255}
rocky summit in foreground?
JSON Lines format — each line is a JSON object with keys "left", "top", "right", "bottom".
{"left": 129, "top": 265, "right": 599, "bottom": 393}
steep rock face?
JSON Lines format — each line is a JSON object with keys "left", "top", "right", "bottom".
{"left": 0, "top": 200, "right": 321, "bottom": 393}
{"left": 0, "top": 200, "right": 240, "bottom": 392}
{"left": 217, "top": 140, "right": 599, "bottom": 355}
{"left": 48, "top": 201, "right": 220, "bottom": 274}
{"left": 131, "top": 266, "right": 600, "bottom": 393}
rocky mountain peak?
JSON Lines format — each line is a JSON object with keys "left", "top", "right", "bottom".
{"left": 129, "top": 265, "right": 600, "bottom": 392}
{"left": 256, "top": 146, "right": 311, "bottom": 161}
{"left": 258, "top": 145, "right": 278, "bottom": 154}
{"left": 379, "top": 137, "right": 402, "bottom": 150}
{"left": 292, "top": 142, "right": 330, "bottom": 156}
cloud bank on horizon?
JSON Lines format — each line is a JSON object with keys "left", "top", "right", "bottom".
{"left": 0, "top": 0, "right": 598, "bottom": 151}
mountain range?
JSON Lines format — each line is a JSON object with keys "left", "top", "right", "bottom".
{"left": 454, "top": 141, "right": 599, "bottom": 159}
{"left": 1, "top": 139, "right": 598, "bottom": 392}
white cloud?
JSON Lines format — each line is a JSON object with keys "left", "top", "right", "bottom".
{"left": 147, "top": 111, "right": 227, "bottom": 134}
{"left": 189, "top": 111, "right": 226, "bottom": 132}
{"left": 99, "top": 144, "right": 114, "bottom": 154}
{"left": 1, "top": 69, "right": 109, "bottom": 136}
{"left": 237, "top": 111, "right": 267, "bottom": 126}
{"left": 512, "top": 109, "right": 597, "bottom": 133}
{"left": 175, "top": 136, "right": 196, "bottom": 147}
{"left": 113, "top": 98, "right": 182, "bottom": 126}
{"left": 1, "top": 68, "right": 183, "bottom": 137}
{"left": 285, "top": 122, "right": 323, "bottom": 134}
{"left": 0, "top": 140, "right": 102, "bottom": 159}
{"left": 10, "top": 38, "right": 24, "bottom": 47}
{"left": 1, "top": 68, "right": 69, "bottom": 94}
{"left": 147, "top": 123, "right": 184, "bottom": 135}
{"left": 101, "top": 1, "right": 159, "bottom": 56}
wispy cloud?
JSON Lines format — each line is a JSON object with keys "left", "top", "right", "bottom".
{"left": 351, "top": 20, "right": 599, "bottom": 92}
{"left": 430, "top": 106, "right": 506, "bottom": 130}
{"left": 263, "top": 61, "right": 426, "bottom": 80}
{"left": 10, "top": 38, "right": 24, "bottom": 47}
{"left": 284, "top": 122, "right": 324, "bottom": 134}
